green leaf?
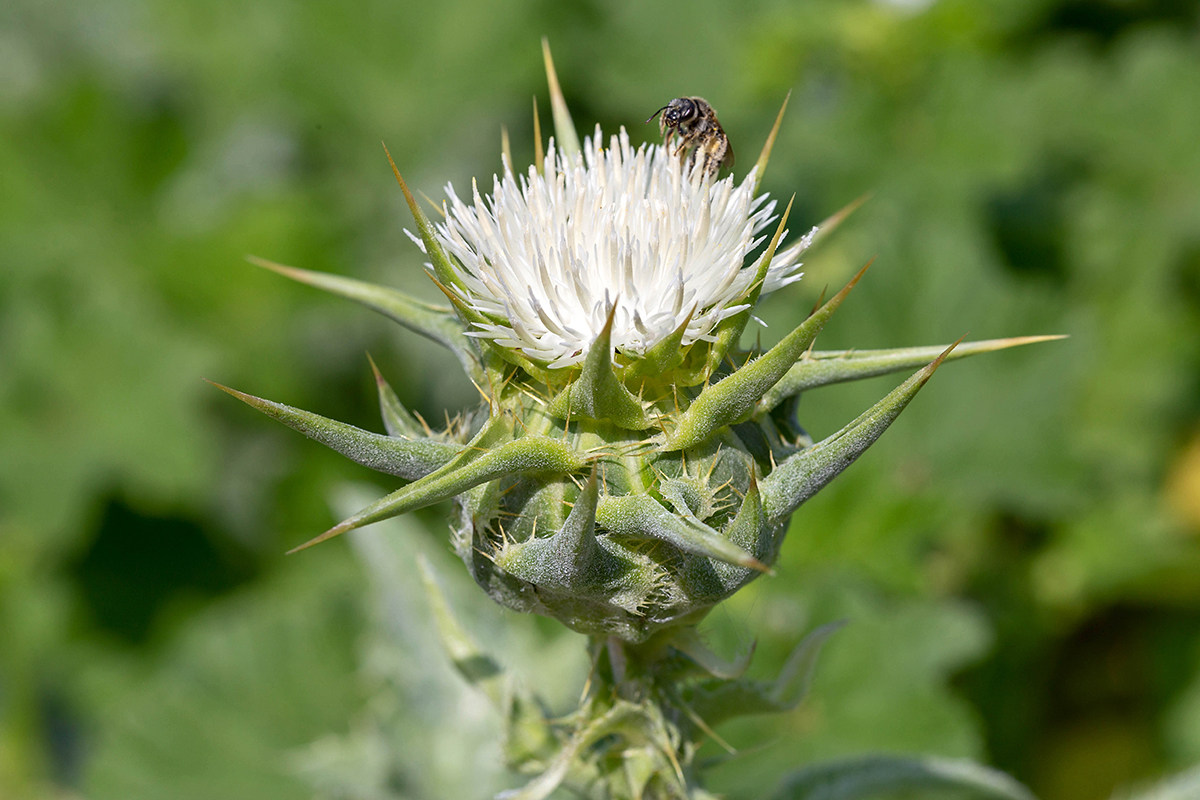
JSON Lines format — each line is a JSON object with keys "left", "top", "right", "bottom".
{"left": 667, "top": 259, "right": 871, "bottom": 451}
{"left": 671, "top": 627, "right": 754, "bottom": 680}
{"left": 768, "top": 621, "right": 846, "bottom": 704}
{"left": 541, "top": 37, "right": 580, "bottom": 158}
{"left": 290, "top": 434, "right": 584, "bottom": 552}
{"left": 416, "top": 553, "right": 506, "bottom": 706}
{"left": 208, "top": 381, "right": 462, "bottom": 479}
{"left": 81, "top": 553, "right": 364, "bottom": 800}
{"left": 1113, "top": 765, "right": 1200, "bottom": 800}
{"left": 759, "top": 336, "right": 1066, "bottom": 412}
{"left": 248, "top": 256, "right": 484, "bottom": 384}
{"left": 764, "top": 755, "right": 1037, "bottom": 800}
{"left": 596, "top": 494, "right": 768, "bottom": 572}
{"left": 760, "top": 341, "right": 958, "bottom": 523}
{"left": 337, "top": 490, "right": 556, "bottom": 795}
{"left": 687, "top": 621, "right": 843, "bottom": 727}
{"left": 548, "top": 305, "right": 650, "bottom": 429}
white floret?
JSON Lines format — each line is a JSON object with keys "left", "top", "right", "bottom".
{"left": 426, "top": 125, "right": 809, "bottom": 368}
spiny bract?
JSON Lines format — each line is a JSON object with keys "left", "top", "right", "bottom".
{"left": 217, "top": 69, "right": 1056, "bottom": 647}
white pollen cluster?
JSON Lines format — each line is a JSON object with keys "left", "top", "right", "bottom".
{"left": 421, "top": 125, "right": 811, "bottom": 369}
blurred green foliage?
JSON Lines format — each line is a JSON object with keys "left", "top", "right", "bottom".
{"left": 2, "top": 0, "right": 1199, "bottom": 798}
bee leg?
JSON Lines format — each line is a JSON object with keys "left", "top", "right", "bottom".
{"left": 677, "top": 140, "right": 694, "bottom": 168}
{"left": 693, "top": 140, "right": 720, "bottom": 180}
{"left": 665, "top": 134, "right": 681, "bottom": 161}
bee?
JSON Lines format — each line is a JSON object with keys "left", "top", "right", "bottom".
{"left": 647, "top": 96, "right": 733, "bottom": 180}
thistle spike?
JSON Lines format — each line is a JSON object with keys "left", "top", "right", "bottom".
{"left": 366, "top": 353, "right": 426, "bottom": 439}
{"left": 541, "top": 37, "right": 580, "bottom": 157}
{"left": 289, "top": 435, "right": 585, "bottom": 553}
{"left": 596, "top": 494, "right": 769, "bottom": 572}
{"left": 533, "top": 96, "right": 545, "bottom": 175}
{"left": 382, "top": 142, "right": 465, "bottom": 293}
{"left": 548, "top": 304, "right": 650, "bottom": 429}
{"left": 758, "top": 335, "right": 1068, "bottom": 412}
{"left": 207, "top": 381, "right": 462, "bottom": 480}
{"left": 500, "top": 125, "right": 513, "bottom": 174}
{"left": 248, "top": 256, "right": 483, "bottom": 384}
{"left": 418, "top": 189, "right": 446, "bottom": 218}
{"left": 753, "top": 90, "right": 791, "bottom": 193}
{"left": 667, "top": 258, "right": 872, "bottom": 451}
{"left": 760, "top": 338, "right": 962, "bottom": 523}
{"left": 702, "top": 195, "right": 795, "bottom": 378}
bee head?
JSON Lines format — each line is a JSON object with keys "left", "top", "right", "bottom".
{"left": 647, "top": 97, "right": 700, "bottom": 128}
{"left": 664, "top": 97, "right": 697, "bottom": 126}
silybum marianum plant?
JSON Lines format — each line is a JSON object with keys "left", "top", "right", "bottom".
{"left": 216, "top": 43, "right": 1055, "bottom": 800}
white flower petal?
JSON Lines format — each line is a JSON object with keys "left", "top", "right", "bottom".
{"left": 428, "top": 125, "right": 804, "bottom": 367}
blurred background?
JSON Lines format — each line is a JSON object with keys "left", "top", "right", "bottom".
{"left": 3, "top": 0, "right": 1199, "bottom": 798}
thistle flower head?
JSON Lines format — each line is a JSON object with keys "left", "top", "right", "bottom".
{"left": 431, "top": 127, "right": 811, "bottom": 368}
{"left": 220, "top": 44, "right": 1061, "bottom": 800}
{"left": 228, "top": 76, "right": 1057, "bottom": 643}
